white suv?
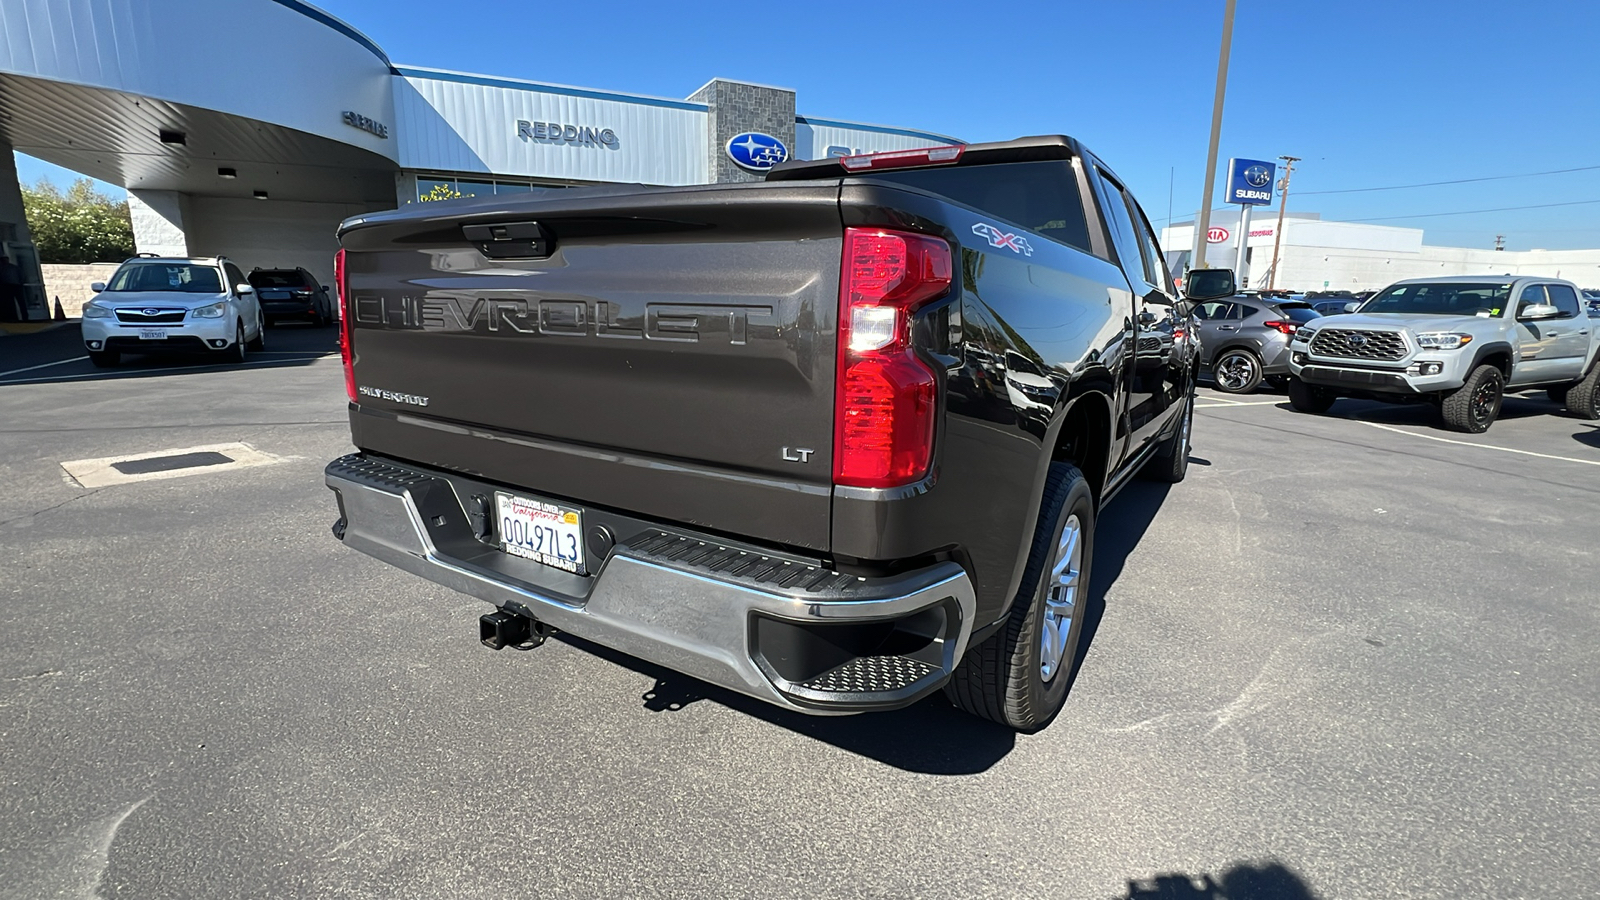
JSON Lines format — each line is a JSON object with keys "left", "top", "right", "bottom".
{"left": 81, "top": 256, "right": 265, "bottom": 368}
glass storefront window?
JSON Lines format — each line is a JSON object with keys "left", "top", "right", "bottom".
{"left": 417, "top": 178, "right": 460, "bottom": 202}
{"left": 456, "top": 180, "right": 496, "bottom": 198}
{"left": 494, "top": 182, "right": 531, "bottom": 193}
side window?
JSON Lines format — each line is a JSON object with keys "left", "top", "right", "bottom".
{"left": 1232, "top": 305, "right": 1257, "bottom": 321}
{"left": 224, "top": 263, "right": 246, "bottom": 293}
{"left": 1517, "top": 284, "right": 1547, "bottom": 316}
{"left": 1093, "top": 169, "right": 1140, "bottom": 276}
{"left": 1195, "top": 301, "right": 1235, "bottom": 320}
{"left": 1545, "top": 284, "right": 1581, "bottom": 318}
{"left": 1120, "top": 191, "right": 1171, "bottom": 295}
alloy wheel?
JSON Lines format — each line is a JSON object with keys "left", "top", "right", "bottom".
{"left": 1039, "top": 514, "right": 1083, "bottom": 683}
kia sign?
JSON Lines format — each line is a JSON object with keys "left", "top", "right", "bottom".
{"left": 1225, "top": 157, "right": 1276, "bottom": 206}
{"left": 1206, "top": 226, "right": 1230, "bottom": 244}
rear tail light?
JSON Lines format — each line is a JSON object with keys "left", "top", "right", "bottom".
{"left": 834, "top": 228, "right": 952, "bottom": 488}
{"left": 839, "top": 145, "right": 964, "bottom": 172}
{"left": 1263, "top": 320, "right": 1297, "bottom": 335}
{"left": 335, "top": 248, "right": 355, "bottom": 403}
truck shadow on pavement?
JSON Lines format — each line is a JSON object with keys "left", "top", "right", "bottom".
{"left": 557, "top": 475, "right": 1175, "bottom": 776}
{"left": 1119, "top": 860, "right": 1320, "bottom": 899}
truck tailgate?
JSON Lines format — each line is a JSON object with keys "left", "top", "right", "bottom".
{"left": 338, "top": 183, "right": 843, "bottom": 551}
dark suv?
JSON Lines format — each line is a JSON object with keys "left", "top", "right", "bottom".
{"left": 248, "top": 267, "right": 334, "bottom": 327}
{"left": 1195, "top": 297, "right": 1323, "bottom": 393}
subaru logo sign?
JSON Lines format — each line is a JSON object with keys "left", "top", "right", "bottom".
{"left": 142, "top": 308, "right": 162, "bottom": 316}
{"left": 1225, "top": 157, "right": 1276, "bottom": 205}
{"left": 726, "top": 132, "right": 788, "bottom": 171}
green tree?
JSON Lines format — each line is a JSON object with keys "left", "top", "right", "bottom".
{"left": 21, "top": 178, "right": 136, "bottom": 263}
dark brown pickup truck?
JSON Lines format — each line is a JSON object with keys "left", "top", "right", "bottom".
{"left": 325, "top": 136, "right": 1235, "bottom": 731}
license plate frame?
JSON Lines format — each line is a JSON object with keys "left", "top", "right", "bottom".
{"left": 494, "top": 491, "right": 586, "bottom": 575}
{"left": 137, "top": 327, "right": 169, "bottom": 341}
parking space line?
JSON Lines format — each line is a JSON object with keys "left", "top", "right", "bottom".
{"left": 1359, "top": 420, "right": 1600, "bottom": 467}
{"left": 0, "top": 356, "right": 89, "bottom": 379}
{"left": 1197, "top": 400, "right": 1283, "bottom": 408}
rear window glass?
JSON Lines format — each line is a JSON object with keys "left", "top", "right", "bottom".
{"left": 106, "top": 263, "right": 222, "bottom": 293}
{"left": 1282, "top": 307, "right": 1323, "bottom": 323}
{"left": 864, "top": 160, "right": 1092, "bottom": 254}
{"left": 249, "top": 270, "right": 309, "bottom": 288}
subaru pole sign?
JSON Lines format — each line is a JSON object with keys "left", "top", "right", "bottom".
{"left": 726, "top": 132, "right": 789, "bottom": 171}
{"left": 1225, "top": 157, "right": 1276, "bottom": 205}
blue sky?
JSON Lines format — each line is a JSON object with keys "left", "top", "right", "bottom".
{"left": 17, "top": 0, "right": 1600, "bottom": 249}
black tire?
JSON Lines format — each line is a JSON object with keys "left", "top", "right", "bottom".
{"left": 945, "top": 463, "right": 1095, "bottom": 733}
{"left": 1211, "top": 349, "right": 1263, "bottom": 394}
{"left": 1441, "top": 364, "right": 1503, "bottom": 433}
{"left": 1143, "top": 391, "right": 1194, "bottom": 483}
{"left": 316, "top": 301, "right": 333, "bottom": 327}
{"left": 1546, "top": 386, "right": 1570, "bottom": 407}
{"left": 88, "top": 349, "right": 120, "bottom": 368}
{"left": 1566, "top": 362, "right": 1600, "bottom": 420}
{"left": 222, "top": 322, "right": 247, "bottom": 364}
{"left": 247, "top": 313, "right": 266, "bottom": 351}
{"left": 1287, "top": 377, "right": 1337, "bottom": 414}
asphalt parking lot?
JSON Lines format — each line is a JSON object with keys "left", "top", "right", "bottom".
{"left": 2, "top": 325, "right": 1597, "bottom": 899}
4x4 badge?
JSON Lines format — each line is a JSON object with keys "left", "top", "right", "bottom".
{"left": 972, "top": 222, "right": 1033, "bottom": 257}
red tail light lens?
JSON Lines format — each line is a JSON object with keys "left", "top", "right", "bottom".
{"left": 835, "top": 228, "right": 952, "bottom": 488}
{"left": 1263, "top": 320, "right": 1297, "bottom": 334}
{"left": 335, "top": 248, "right": 356, "bottom": 403}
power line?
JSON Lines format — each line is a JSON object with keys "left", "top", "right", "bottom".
{"left": 1299, "top": 164, "right": 1600, "bottom": 196}
{"left": 1345, "top": 198, "right": 1600, "bottom": 222}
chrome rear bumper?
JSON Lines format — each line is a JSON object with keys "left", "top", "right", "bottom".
{"left": 326, "top": 454, "right": 976, "bottom": 714}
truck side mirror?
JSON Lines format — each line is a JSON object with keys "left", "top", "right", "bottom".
{"left": 1517, "top": 303, "right": 1560, "bottom": 321}
{"left": 90, "top": 282, "right": 106, "bottom": 292}
{"left": 1184, "top": 268, "right": 1236, "bottom": 302}
{"left": 1343, "top": 302, "right": 1361, "bottom": 313}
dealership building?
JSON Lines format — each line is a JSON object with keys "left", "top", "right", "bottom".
{"left": 1164, "top": 209, "right": 1600, "bottom": 293}
{"left": 0, "top": 0, "right": 957, "bottom": 322}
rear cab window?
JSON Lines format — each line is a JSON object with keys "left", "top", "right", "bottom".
{"left": 862, "top": 160, "right": 1093, "bottom": 254}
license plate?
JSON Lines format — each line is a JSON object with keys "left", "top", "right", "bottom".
{"left": 138, "top": 328, "right": 168, "bottom": 340}
{"left": 495, "top": 492, "right": 585, "bottom": 574}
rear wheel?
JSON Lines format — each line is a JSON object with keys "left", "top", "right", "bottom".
{"left": 1143, "top": 391, "right": 1193, "bottom": 483}
{"left": 88, "top": 349, "right": 120, "bottom": 368}
{"left": 945, "top": 463, "right": 1094, "bottom": 733}
{"left": 1566, "top": 363, "right": 1600, "bottom": 420}
{"left": 1441, "top": 364, "right": 1503, "bottom": 433}
{"left": 1212, "top": 349, "right": 1263, "bottom": 394}
{"left": 1287, "top": 377, "right": 1336, "bottom": 414}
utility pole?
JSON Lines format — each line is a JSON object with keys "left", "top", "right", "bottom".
{"left": 1189, "top": 0, "right": 1237, "bottom": 274}
{"left": 1494, "top": 234, "right": 1505, "bottom": 251}
{"left": 1266, "top": 155, "right": 1299, "bottom": 290}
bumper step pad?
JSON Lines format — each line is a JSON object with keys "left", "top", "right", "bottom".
{"left": 797, "top": 655, "right": 940, "bottom": 694}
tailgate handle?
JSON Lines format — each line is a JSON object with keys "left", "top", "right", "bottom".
{"left": 462, "top": 221, "right": 554, "bottom": 259}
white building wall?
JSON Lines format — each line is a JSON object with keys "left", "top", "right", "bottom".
{"left": 394, "top": 69, "right": 708, "bottom": 186}
{"left": 129, "top": 191, "right": 191, "bottom": 257}
{"left": 794, "top": 119, "right": 958, "bottom": 161}
{"left": 1165, "top": 214, "right": 1600, "bottom": 291}
{"left": 184, "top": 197, "right": 391, "bottom": 290}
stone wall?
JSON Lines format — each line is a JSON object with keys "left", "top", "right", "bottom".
{"left": 687, "top": 79, "right": 796, "bottom": 184}
{"left": 42, "top": 263, "right": 121, "bottom": 317}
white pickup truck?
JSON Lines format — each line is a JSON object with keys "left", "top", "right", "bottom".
{"left": 1285, "top": 275, "right": 1600, "bottom": 433}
